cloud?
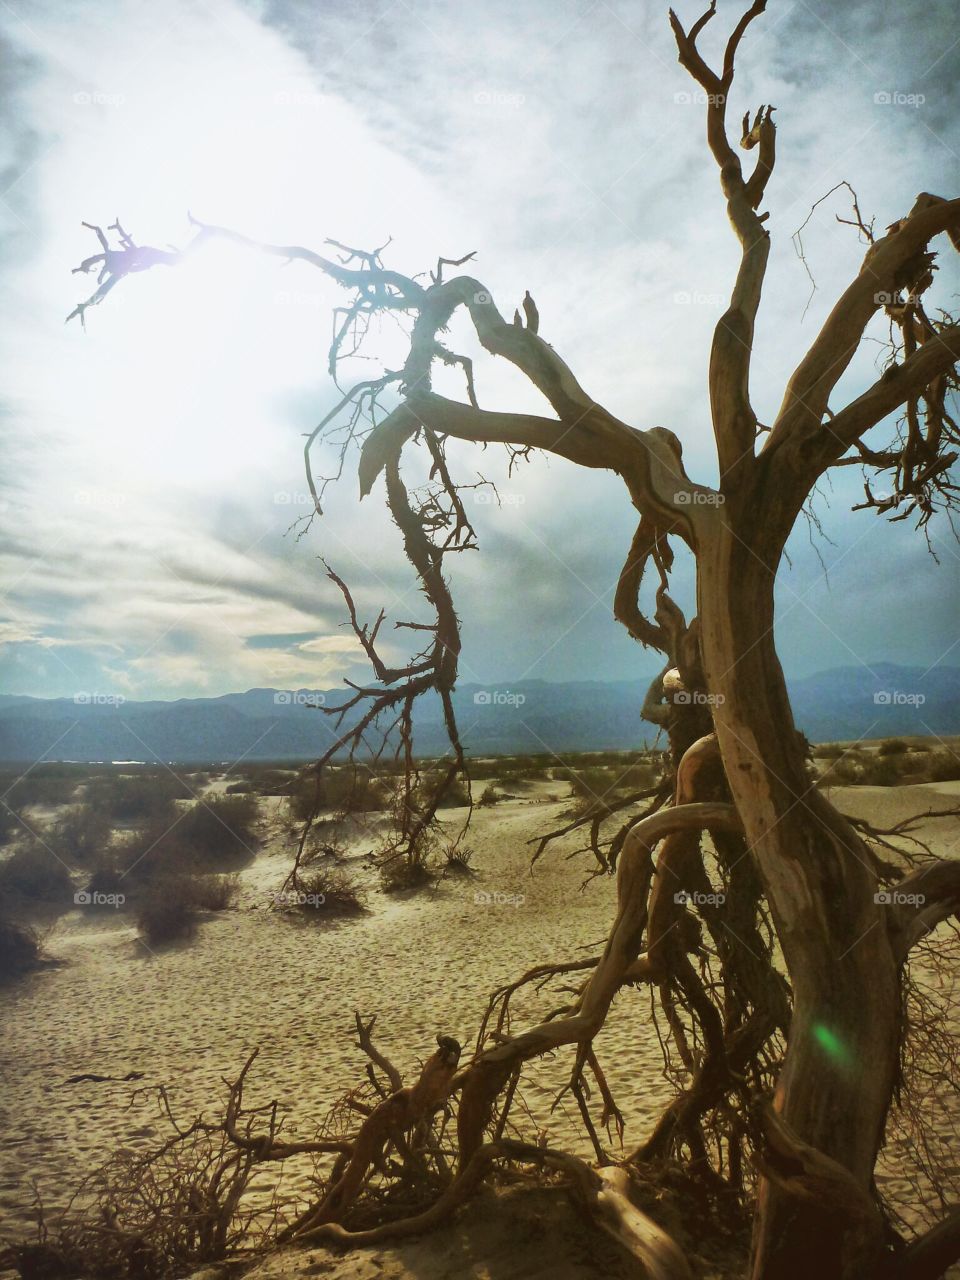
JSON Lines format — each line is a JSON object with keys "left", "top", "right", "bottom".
{"left": 0, "top": 0, "right": 957, "bottom": 699}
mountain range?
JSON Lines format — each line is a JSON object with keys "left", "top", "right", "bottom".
{"left": 0, "top": 664, "right": 957, "bottom": 765}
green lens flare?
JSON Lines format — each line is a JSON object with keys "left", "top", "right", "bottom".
{"left": 812, "top": 1023, "right": 851, "bottom": 1065}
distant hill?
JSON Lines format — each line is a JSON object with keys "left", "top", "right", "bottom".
{"left": 0, "top": 664, "right": 957, "bottom": 764}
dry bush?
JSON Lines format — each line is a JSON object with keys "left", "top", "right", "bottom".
{"left": 290, "top": 868, "right": 367, "bottom": 918}
{"left": 928, "top": 750, "right": 960, "bottom": 782}
{"left": 86, "top": 773, "right": 190, "bottom": 823}
{"left": 190, "top": 874, "right": 240, "bottom": 911}
{"left": 287, "top": 766, "right": 389, "bottom": 823}
{"left": 879, "top": 739, "right": 910, "bottom": 756}
{"left": 0, "top": 916, "right": 47, "bottom": 982}
{"left": 0, "top": 843, "right": 73, "bottom": 906}
{"left": 135, "top": 878, "right": 200, "bottom": 946}
{"left": 49, "top": 804, "right": 112, "bottom": 864}
{"left": 477, "top": 784, "right": 501, "bottom": 807}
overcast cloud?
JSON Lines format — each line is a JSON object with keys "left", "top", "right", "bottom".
{"left": 0, "top": 0, "right": 957, "bottom": 700}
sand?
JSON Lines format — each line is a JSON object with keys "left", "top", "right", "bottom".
{"left": 1, "top": 778, "right": 958, "bottom": 1278}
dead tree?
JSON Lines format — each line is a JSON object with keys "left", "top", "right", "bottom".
{"left": 68, "top": 3, "right": 960, "bottom": 1276}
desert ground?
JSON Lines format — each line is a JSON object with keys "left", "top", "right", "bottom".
{"left": 1, "top": 748, "right": 958, "bottom": 1279}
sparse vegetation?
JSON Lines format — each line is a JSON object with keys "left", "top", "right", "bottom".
{"left": 928, "top": 750, "right": 960, "bottom": 782}
{"left": 86, "top": 772, "right": 190, "bottom": 823}
{"left": 48, "top": 804, "right": 111, "bottom": 864}
{"left": 0, "top": 842, "right": 73, "bottom": 905}
{"left": 291, "top": 867, "right": 366, "bottom": 917}
{"left": 134, "top": 872, "right": 238, "bottom": 946}
{"left": 0, "top": 916, "right": 48, "bottom": 981}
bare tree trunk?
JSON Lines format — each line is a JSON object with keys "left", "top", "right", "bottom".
{"left": 698, "top": 504, "right": 899, "bottom": 1280}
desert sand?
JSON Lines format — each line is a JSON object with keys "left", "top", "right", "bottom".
{"left": 1, "top": 776, "right": 958, "bottom": 1278}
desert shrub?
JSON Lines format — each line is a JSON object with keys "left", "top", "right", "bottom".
{"left": 928, "top": 751, "right": 960, "bottom": 782}
{"left": 174, "top": 796, "right": 260, "bottom": 865}
{"left": 224, "top": 780, "right": 253, "bottom": 795}
{"left": 135, "top": 877, "right": 200, "bottom": 945}
{"left": 878, "top": 739, "right": 909, "bottom": 756}
{"left": 443, "top": 845, "right": 475, "bottom": 876}
{"left": 85, "top": 861, "right": 125, "bottom": 897}
{"left": 287, "top": 767, "right": 389, "bottom": 822}
{"left": 414, "top": 772, "right": 471, "bottom": 808}
{"left": 0, "top": 801, "right": 22, "bottom": 846}
{"left": 813, "top": 744, "right": 844, "bottom": 759}
{"left": 911, "top": 741, "right": 932, "bottom": 753}
{"left": 0, "top": 842, "right": 73, "bottom": 904}
{"left": 478, "top": 784, "right": 501, "bottom": 807}
{"left": 0, "top": 916, "right": 46, "bottom": 981}
{"left": 87, "top": 772, "right": 191, "bottom": 822}
{"left": 0, "top": 767, "right": 83, "bottom": 811}
{"left": 49, "top": 803, "right": 112, "bottom": 864}
{"left": 817, "top": 752, "right": 864, "bottom": 786}
{"left": 290, "top": 868, "right": 366, "bottom": 918}
{"left": 858, "top": 757, "right": 903, "bottom": 787}
{"left": 190, "top": 873, "right": 240, "bottom": 911}
{"left": 379, "top": 856, "right": 434, "bottom": 893}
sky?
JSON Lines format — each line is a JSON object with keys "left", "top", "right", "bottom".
{"left": 0, "top": 0, "right": 957, "bottom": 702}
